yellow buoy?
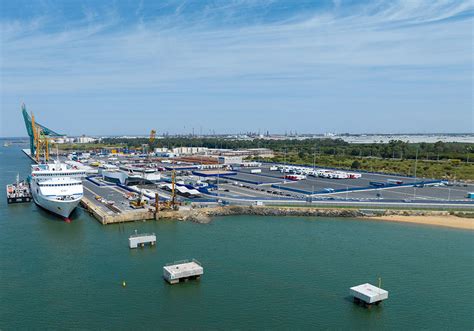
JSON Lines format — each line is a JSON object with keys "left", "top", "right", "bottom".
{"left": 122, "top": 281, "right": 127, "bottom": 287}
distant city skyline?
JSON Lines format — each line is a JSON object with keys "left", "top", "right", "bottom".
{"left": 1, "top": 0, "right": 473, "bottom": 137}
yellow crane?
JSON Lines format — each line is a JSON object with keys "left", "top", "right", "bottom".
{"left": 31, "top": 113, "right": 39, "bottom": 162}
{"left": 142, "top": 129, "right": 156, "bottom": 156}
{"left": 40, "top": 130, "right": 50, "bottom": 162}
{"left": 149, "top": 129, "right": 156, "bottom": 145}
{"left": 146, "top": 129, "right": 156, "bottom": 156}
{"left": 171, "top": 169, "right": 176, "bottom": 207}
{"left": 158, "top": 170, "right": 177, "bottom": 211}
{"left": 31, "top": 113, "right": 49, "bottom": 162}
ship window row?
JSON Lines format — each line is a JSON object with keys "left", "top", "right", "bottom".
{"left": 39, "top": 183, "right": 81, "bottom": 187}
{"left": 38, "top": 172, "right": 85, "bottom": 176}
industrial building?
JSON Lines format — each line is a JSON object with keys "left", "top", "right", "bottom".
{"left": 218, "top": 156, "right": 243, "bottom": 165}
{"left": 209, "top": 148, "right": 274, "bottom": 158}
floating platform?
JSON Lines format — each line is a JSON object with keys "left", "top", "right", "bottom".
{"left": 163, "top": 259, "right": 203, "bottom": 284}
{"left": 129, "top": 231, "right": 156, "bottom": 248}
{"left": 350, "top": 283, "right": 388, "bottom": 308}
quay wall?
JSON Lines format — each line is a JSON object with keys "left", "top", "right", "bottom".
{"left": 81, "top": 197, "right": 155, "bottom": 224}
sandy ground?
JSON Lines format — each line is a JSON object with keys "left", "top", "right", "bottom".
{"left": 367, "top": 215, "right": 474, "bottom": 230}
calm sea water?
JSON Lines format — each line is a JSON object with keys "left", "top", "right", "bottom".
{"left": 1, "top": 145, "right": 473, "bottom": 329}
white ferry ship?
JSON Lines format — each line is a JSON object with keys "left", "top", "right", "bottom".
{"left": 30, "top": 162, "right": 86, "bottom": 220}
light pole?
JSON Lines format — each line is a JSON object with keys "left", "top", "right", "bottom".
{"left": 217, "top": 174, "right": 220, "bottom": 202}
{"left": 414, "top": 146, "right": 419, "bottom": 180}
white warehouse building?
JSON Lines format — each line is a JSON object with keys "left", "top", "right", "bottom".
{"left": 218, "top": 156, "right": 243, "bottom": 165}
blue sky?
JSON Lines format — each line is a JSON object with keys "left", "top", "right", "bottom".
{"left": 1, "top": 0, "right": 473, "bottom": 137}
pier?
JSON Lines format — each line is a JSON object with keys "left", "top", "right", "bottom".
{"left": 80, "top": 196, "right": 155, "bottom": 224}
{"left": 129, "top": 231, "right": 156, "bottom": 248}
{"left": 163, "top": 259, "right": 203, "bottom": 284}
{"left": 350, "top": 283, "right": 388, "bottom": 308}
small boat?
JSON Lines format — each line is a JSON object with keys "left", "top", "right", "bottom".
{"left": 6, "top": 174, "right": 32, "bottom": 204}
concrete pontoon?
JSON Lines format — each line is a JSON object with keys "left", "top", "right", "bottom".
{"left": 128, "top": 231, "right": 156, "bottom": 248}
{"left": 163, "top": 259, "right": 203, "bottom": 284}
{"left": 350, "top": 283, "right": 388, "bottom": 307}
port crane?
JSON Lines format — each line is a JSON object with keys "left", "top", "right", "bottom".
{"left": 22, "top": 103, "right": 62, "bottom": 160}
{"left": 31, "top": 113, "right": 50, "bottom": 162}
{"left": 141, "top": 129, "right": 156, "bottom": 156}
{"left": 145, "top": 129, "right": 156, "bottom": 160}
{"left": 154, "top": 170, "right": 179, "bottom": 213}
{"left": 171, "top": 169, "right": 176, "bottom": 207}
{"left": 149, "top": 129, "right": 156, "bottom": 146}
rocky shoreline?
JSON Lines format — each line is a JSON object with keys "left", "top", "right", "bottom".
{"left": 175, "top": 205, "right": 461, "bottom": 225}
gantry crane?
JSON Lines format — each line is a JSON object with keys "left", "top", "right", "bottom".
{"left": 31, "top": 113, "right": 50, "bottom": 163}
{"left": 22, "top": 104, "right": 62, "bottom": 159}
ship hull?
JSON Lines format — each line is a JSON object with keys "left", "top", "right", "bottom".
{"left": 7, "top": 197, "right": 32, "bottom": 204}
{"left": 32, "top": 192, "right": 81, "bottom": 219}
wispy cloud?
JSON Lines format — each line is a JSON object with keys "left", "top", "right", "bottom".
{"left": 1, "top": 0, "right": 472, "bottom": 135}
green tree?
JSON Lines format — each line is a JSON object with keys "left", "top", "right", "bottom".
{"left": 351, "top": 160, "right": 361, "bottom": 169}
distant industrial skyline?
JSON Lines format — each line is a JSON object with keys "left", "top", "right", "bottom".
{"left": 1, "top": 0, "right": 473, "bottom": 137}
{"left": 2, "top": 133, "right": 474, "bottom": 146}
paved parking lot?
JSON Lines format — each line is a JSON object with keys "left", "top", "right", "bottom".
{"left": 83, "top": 180, "right": 136, "bottom": 212}
{"left": 226, "top": 165, "right": 473, "bottom": 202}
{"left": 238, "top": 166, "right": 420, "bottom": 192}
{"left": 218, "top": 182, "right": 294, "bottom": 199}
{"left": 329, "top": 184, "right": 472, "bottom": 201}
{"left": 224, "top": 172, "right": 283, "bottom": 184}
